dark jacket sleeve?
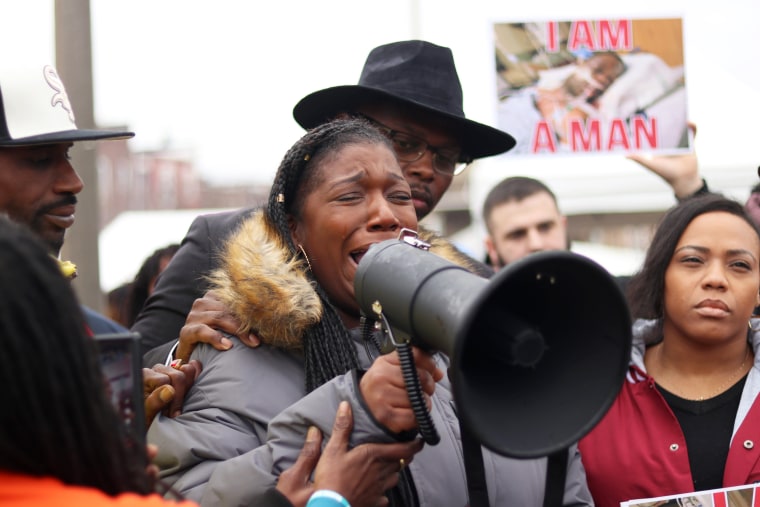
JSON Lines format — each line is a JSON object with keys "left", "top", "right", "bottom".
{"left": 142, "top": 339, "right": 177, "bottom": 368}
{"left": 132, "top": 208, "right": 256, "bottom": 359}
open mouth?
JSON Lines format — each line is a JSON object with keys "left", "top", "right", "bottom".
{"left": 350, "top": 248, "right": 368, "bottom": 266}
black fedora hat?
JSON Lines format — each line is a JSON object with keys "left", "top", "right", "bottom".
{"left": 293, "top": 40, "right": 515, "bottom": 159}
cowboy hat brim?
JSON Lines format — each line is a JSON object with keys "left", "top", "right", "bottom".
{"left": 293, "top": 85, "right": 516, "bottom": 160}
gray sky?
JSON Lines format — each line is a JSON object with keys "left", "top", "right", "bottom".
{"left": 5, "top": 0, "right": 758, "bottom": 290}
{"left": 2, "top": 0, "right": 759, "bottom": 187}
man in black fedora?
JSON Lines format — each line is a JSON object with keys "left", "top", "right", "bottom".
{"left": 293, "top": 40, "right": 516, "bottom": 219}
{"left": 135, "top": 40, "right": 517, "bottom": 359}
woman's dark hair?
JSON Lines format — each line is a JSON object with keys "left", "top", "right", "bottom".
{"left": 0, "top": 217, "right": 151, "bottom": 494}
{"left": 627, "top": 193, "right": 760, "bottom": 320}
{"left": 266, "top": 117, "right": 395, "bottom": 392}
{"left": 125, "top": 243, "right": 180, "bottom": 327}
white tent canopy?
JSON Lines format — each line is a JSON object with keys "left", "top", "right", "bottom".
{"left": 98, "top": 208, "right": 233, "bottom": 293}
{"left": 100, "top": 208, "right": 645, "bottom": 294}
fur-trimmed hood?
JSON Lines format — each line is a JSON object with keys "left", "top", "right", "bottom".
{"left": 207, "top": 210, "right": 482, "bottom": 350}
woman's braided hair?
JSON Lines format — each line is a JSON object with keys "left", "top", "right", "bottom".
{"left": 266, "top": 117, "right": 395, "bottom": 392}
{"left": 0, "top": 217, "right": 151, "bottom": 494}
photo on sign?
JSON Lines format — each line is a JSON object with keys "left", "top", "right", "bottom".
{"left": 620, "top": 483, "right": 758, "bottom": 507}
{"left": 494, "top": 18, "right": 690, "bottom": 156}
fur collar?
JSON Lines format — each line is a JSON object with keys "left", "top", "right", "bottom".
{"left": 207, "top": 210, "right": 481, "bottom": 350}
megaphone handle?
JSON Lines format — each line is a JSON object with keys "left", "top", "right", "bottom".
{"left": 397, "top": 341, "right": 441, "bottom": 446}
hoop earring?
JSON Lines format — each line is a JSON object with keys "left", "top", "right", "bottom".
{"left": 297, "top": 244, "right": 312, "bottom": 272}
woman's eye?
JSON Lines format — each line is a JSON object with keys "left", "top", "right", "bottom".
{"left": 336, "top": 193, "right": 361, "bottom": 202}
{"left": 731, "top": 260, "right": 752, "bottom": 270}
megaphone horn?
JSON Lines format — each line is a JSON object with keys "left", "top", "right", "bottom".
{"left": 354, "top": 230, "right": 632, "bottom": 459}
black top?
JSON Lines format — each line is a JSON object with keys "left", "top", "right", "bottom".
{"left": 657, "top": 374, "right": 748, "bottom": 491}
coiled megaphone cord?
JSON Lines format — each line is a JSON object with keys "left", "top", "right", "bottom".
{"left": 397, "top": 341, "right": 440, "bottom": 445}
{"left": 359, "top": 316, "right": 379, "bottom": 361}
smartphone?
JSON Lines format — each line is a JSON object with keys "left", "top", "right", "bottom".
{"left": 94, "top": 332, "right": 146, "bottom": 445}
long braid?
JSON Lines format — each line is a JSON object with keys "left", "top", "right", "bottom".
{"left": 268, "top": 119, "right": 416, "bottom": 506}
{"left": 266, "top": 118, "right": 394, "bottom": 391}
{"left": 303, "top": 283, "right": 361, "bottom": 391}
{"left": 0, "top": 218, "right": 151, "bottom": 494}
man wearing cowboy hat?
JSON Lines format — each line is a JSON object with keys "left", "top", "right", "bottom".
{"left": 135, "top": 40, "right": 516, "bottom": 360}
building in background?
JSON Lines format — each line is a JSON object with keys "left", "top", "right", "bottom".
{"left": 96, "top": 138, "right": 268, "bottom": 228}
{"left": 95, "top": 138, "right": 269, "bottom": 295}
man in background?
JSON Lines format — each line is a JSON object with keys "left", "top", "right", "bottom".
{"left": 482, "top": 130, "right": 707, "bottom": 272}
{"left": 482, "top": 176, "right": 568, "bottom": 270}
{"left": 0, "top": 63, "right": 196, "bottom": 424}
{"left": 0, "top": 64, "right": 132, "bottom": 333}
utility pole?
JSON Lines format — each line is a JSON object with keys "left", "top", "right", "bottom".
{"left": 55, "top": 0, "right": 104, "bottom": 312}
{"left": 409, "top": 0, "right": 421, "bottom": 38}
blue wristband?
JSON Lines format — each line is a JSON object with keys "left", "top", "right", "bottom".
{"left": 306, "top": 489, "right": 351, "bottom": 507}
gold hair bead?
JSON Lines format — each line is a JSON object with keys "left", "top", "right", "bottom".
{"left": 276, "top": 193, "right": 285, "bottom": 203}
{"left": 304, "top": 154, "right": 311, "bottom": 161}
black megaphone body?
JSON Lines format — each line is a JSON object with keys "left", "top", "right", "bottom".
{"left": 353, "top": 232, "right": 632, "bottom": 459}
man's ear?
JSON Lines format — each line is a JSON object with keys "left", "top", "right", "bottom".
{"left": 484, "top": 236, "right": 500, "bottom": 270}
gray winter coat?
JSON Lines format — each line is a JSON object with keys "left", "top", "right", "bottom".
{"left": 147, "top": 211, "right": 593, "bottom": 507}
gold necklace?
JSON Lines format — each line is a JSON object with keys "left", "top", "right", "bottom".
{"left": 654, "top": 344, "right": 751, "bottom": 401}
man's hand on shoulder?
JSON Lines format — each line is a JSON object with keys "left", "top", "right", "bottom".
{"left": 176, "top": 289, "right": 261, "bottom": 362}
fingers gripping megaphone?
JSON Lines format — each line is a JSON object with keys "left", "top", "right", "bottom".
{"left": 354, "top": 229, "right": 632, "bottom": 458}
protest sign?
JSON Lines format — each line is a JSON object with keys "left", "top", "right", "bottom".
{"left": 495, "top": 18, "right": 690, "bottom": 156}
{"left": 619, "top": 482, "right": 760, "bottom": 506}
